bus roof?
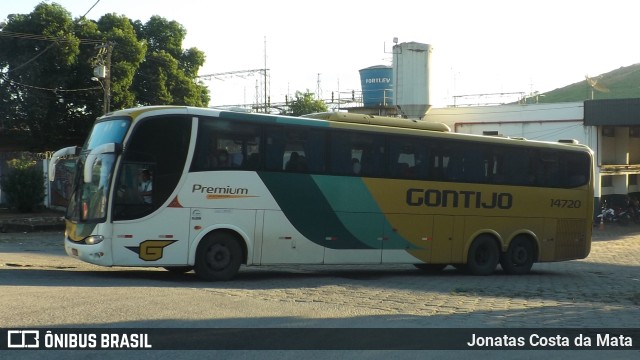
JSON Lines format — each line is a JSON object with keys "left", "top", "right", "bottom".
{"left": 103, "top": 106, "right": 592, "bottom": 154}
{"left": 302, "top": 112, "right": 452, "bottom": 132}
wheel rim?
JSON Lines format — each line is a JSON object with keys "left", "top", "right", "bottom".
{"left": 512, "top": 246, "right": 529, "bottom": 265}
{"left": 476, "top": 244, "right": 491, "bottom": 265}
{"left": 206, "top": 244, "right": 231, "bottom": 270}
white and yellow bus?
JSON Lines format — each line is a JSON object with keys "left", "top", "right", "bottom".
{"left": 49, "top": 106, "right": 593, "bottom": 281}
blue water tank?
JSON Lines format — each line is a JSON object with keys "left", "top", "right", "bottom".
{"left": 359, "top": 65, "right": 393, "bottom": 107}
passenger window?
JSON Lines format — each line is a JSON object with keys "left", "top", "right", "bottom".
{"left": 191, "top": 117, "right": 261, "bottom": 172}
{"left": 114, "top": 116, "right": 191, "bottom": 220}
{"left": 390, "top": 137, "right": 429, "bottom": 179}
{"left": 265, "top": 127, "right": 325, "bottom": 172}
{"left": 330, "top": 131, "right": 385, "bottom": 177}
{"left": 433, "top": 141, "right": 489, "bottom": 183}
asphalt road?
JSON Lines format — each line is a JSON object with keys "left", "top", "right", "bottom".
{"left": 0, "top": 227, "right": 638, "bottom": 359}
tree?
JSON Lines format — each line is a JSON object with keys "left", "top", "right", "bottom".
{"left": 0, "top": 4, "right": 209, "bottom": 151}
{"left": 287, "top": 90, "right": 328, "bottom": 116}
{"left": 132, "top": 16, "right": 209, "bottom": 107}
{"left": 0, "top": 3, "right": 85, "bottom": 149}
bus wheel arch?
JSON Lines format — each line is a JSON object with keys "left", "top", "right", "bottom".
{"left": 500, "top": 234, "right": 537, "bottom": 275}
{"left": 465, "top": 234, "right": 500, "bottom": 276}
{"left": 194, "top": 229, "right": 246, "bottom": 281}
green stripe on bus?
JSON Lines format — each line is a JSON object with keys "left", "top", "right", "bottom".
{"left": 311, "top": 176, "right": 411, "bottom": 249}
{"left": 259, "top": 172, "right": 374, "bottom": 249}
{"left": 259, "top": 172, "right": 414, "bottom": 250}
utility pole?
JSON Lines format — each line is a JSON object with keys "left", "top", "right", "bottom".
{"left": 104, "top": 42, "right": 112, "bottom": 114}
{"left": 92, "top": 41, "right": 114, "bottom": 114}
{"left": 264, "top": 36, "right": 268, "bottom": 113}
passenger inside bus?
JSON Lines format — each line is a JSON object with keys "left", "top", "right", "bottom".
{"left": 352, "top": 158, "right": 361, "bottom": 175}
{"left": 137, "top": 169, "right": 153, "bottom": 204}
{"left": 205, "top": 146, "right": 230, "bottom": 169}
{"left": 285, "top": 152, "right": 307, "bottom": 171}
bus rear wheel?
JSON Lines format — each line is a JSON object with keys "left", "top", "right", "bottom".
{"left": 194, "top": 232, "right": 242, "bottom": 281}
{"left": 500, "top": 236, "right": 535, "bottom": 275}
{"left": 466, "top": 235, "right": 499, "bottom": 276}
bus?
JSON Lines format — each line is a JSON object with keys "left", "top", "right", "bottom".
{"left": 48, "top": 106, "right": 594, "bottom": 281}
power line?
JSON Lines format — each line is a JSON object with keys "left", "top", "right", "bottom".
{"left": 0, "top": 31, "right": 103, "bottom": 45}
{"left": 0, "top": 73, "right": 100, "bottom": 93}
{"left": 0, "top": 0, "right": 104, "bottom": 76}
{"left": 197, "top": 69, "right": 268, "bottom": 80}
{"left": 80, "top": 0, "right": 102, "bottom": 21}
{"left": 0, "top": 0, "right": 109, "bottom": 96}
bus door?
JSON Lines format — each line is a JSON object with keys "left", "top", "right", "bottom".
{"left": 109, "top": 114, "right": 193, "bottom": 266}
{"left": 110, "top": 162, "right": 191, "bottom": 266}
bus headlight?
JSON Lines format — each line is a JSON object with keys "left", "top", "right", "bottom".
{"left": 85, "top": 235, "right": 104, "bottom": 245}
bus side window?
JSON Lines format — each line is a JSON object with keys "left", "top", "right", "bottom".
{"left": 191, "top": 117, "right": 260, "bottom": 172}
{"left": 329, "top": 132, "right": 353, "bottom": 175}
{"left": 265, "top": 128, "right": 286, "bottom": 171}
{"left": 358, "top": 136, "right": 385, "bottom": 177}
{"left": 563, "top": 152, "right": 589, "bottom": 187}
{"left": 463, "top": 151, "right": 487, "bottom": 183}
{"left": 243, "top": 153, "right": 260, "bottom": 170}
{"left": 265, "top": 127, "right": 325, "bottom": 173}
{"left": 285, "top": 151, "right": 307, "bottom": 171}
{"left": 391, "top": 137, "right": 417, "bottom": 179}
{"left": 445, "top": 155, "right": 462, "bottom": 181}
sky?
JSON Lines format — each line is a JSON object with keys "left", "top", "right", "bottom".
{"left": 2, "top": 0, "right": 639, "bottom": 108}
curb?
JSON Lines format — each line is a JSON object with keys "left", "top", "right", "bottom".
{"left": 0, "top": 218, "right": 65, "bottom": 233}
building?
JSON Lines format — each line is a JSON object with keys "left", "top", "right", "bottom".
{"left": 425, "top": 99, "right": 640, "bottom": 214}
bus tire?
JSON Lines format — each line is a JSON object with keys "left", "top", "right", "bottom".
{"left": 414, "top": 264, "right": 447, "bottom": 273}
{"left": 500, "top": 236, "right": 535, "bottom": 275}
{"left": 163, "top": 266, "right": 193, "bottom": 274}
{"left": 466, "top": 235, "right": 499, "bottom": 276}
{"left": 194, "top": 232, "right": 242, "bottom": 281}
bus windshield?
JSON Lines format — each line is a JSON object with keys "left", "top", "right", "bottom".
{"left": 84, "top": 118, "right": 130, "bottom": 151}
{"left": 67, "top": 118, "right": 131, "bottom": 222}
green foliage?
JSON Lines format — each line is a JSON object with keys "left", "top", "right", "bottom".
{"left": 0, "top": 3, "right": 209, "bottom": 151}
{"left": 132, "top": 16, "right": 209, "bottom": 107}
{"left": 287, "top": 90, "right": 328, "bottom": 116}
{"left": 527, "top": 64, "right": 640, "bottom": 104}
{"left": 1, "top": 157, "right": 45, "bottom": 213}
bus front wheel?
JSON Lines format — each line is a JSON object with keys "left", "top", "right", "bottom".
{"left": 194, "top": 232, "right": 242, "bottom": 281}
{"left": 466, "top": 235, "right": 499, "bottom": 276}
{"left": 499, "top": 236, "right": 535, "bottom": 275}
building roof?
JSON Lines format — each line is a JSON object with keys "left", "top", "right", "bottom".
{"left": 584, "top": 98, "right": 640, "bottom": 126}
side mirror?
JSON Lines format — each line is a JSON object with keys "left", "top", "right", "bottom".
{"left": 48, "top": 146, "right": 80, "bottom": 181}
{"left": 83, "top": 143, "right": 122, "bottom": 183}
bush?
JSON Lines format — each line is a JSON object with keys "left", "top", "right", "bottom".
{"left": 1, "top": 157, "right": 45, "bottom": 213}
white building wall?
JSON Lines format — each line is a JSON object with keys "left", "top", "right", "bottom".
{"left": 425, "top": 102, "right": 597, "bottom": 161}
{"left": 423, "top": 102, "right": 615, "bottom": 213}
{"left": 425, "top": 102, "right": 585, "bottom": 137}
